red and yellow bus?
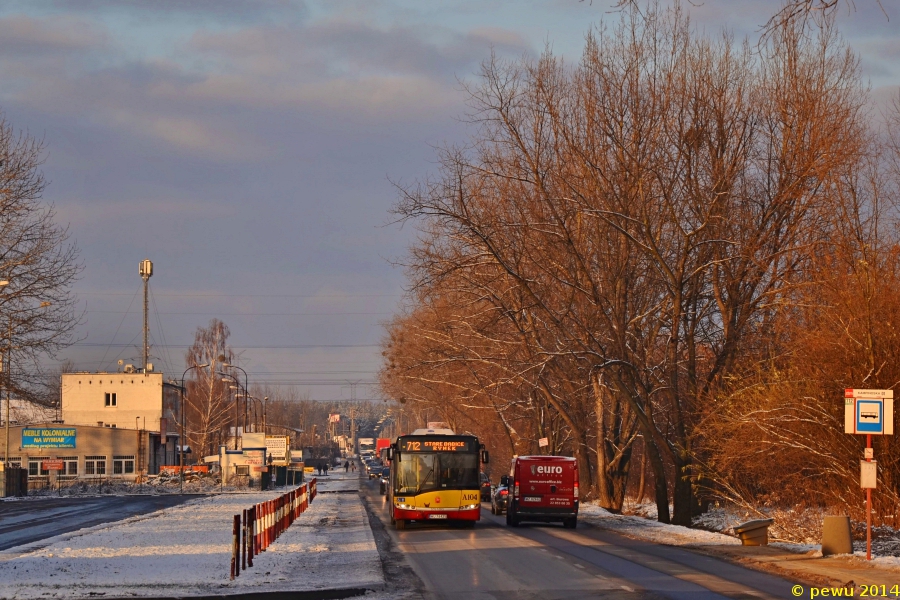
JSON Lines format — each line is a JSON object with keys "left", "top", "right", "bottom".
{"left": 386, "top": 429, "right": 489, "bottom": 530}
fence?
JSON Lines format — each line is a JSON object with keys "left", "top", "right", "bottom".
{"left": 230, "top": 477, "right": 318, "bottom": 579}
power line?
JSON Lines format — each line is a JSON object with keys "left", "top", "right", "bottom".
{"left": 85, "top": 311, "right": 392, "bottom": 316}
{"left": 71, "top": 343, "right": 381, "bottom": 348}
{"left": 76, "top": 292, "right": 399, "bottom": 298}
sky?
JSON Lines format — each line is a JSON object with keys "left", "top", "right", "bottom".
{"left": 0, "top": 0, "right": 897, "bottom": 401}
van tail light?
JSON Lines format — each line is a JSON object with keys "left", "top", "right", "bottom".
{"left": 514, "top": 481, "right": 520, "bottom": 497}
{"left": 573, "top": 482, "right": 579, "bottom": 499}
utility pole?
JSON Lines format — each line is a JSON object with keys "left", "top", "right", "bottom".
{"left": 139, "top": 259, "right": 153, "bottom": 373}
{"left": 349, "top": 382, "right": 359, "bottom": 456}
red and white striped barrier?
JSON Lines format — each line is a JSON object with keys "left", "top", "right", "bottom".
{"left": 230, "top": 478, "right": 316, "bottom": 579}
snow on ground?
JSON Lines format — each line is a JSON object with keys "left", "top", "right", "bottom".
{"left": 0, "top": 471, "right": 383, "bottom": 599}
{"left": 580, "top": 501, "right": 900, "bottom": 572}
{"left": 579, "top": 503, "right": 743, "bottom": 547}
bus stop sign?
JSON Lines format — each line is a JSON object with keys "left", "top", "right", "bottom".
{"left": 845, "top": 389, "right": 894, "bottom": 435}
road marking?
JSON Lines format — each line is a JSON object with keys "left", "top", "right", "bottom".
{"left": 573, "top": 563, "right": 585, "bottom": 569}
{"left": 621, "top": 586, "right": 634, "bottom": 592}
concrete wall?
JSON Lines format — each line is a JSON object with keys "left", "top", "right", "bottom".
{"left": 61, "top": 372, "right": 164, "bottom": 431}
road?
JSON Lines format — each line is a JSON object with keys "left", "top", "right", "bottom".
{"left": 361, "top": 480, "right": 801, "bottom": 600}
{"left": 0, "top": 494, "right": 197, "bottom": 551}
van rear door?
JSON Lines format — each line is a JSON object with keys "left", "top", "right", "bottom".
{"left": 519, "top": 459, "right": 576, "bottom": 510}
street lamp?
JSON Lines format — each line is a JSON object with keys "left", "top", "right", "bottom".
{"left": 1, "top": 280, "right": 8, "bottom": 470}
{"left": 220, "top": 374, "right": 244, "bottom": 449}
{"left": 179, "top": 363, "right": 209, "bottom": 493}
{"left": 219, "top": 358, "right": 248, "bottom": 437}
{"left": 2, "top": 284, "right": 50, "bottom": 472}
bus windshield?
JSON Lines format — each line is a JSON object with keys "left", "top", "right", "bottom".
{"left": 395, "top": 452, "right": 478, "bottom": 494}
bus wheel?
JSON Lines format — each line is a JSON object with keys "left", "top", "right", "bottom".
{"left": 395, "top": 519, "right": 406, "bottom": 530}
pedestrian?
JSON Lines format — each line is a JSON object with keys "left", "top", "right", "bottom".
{"left": 323, "top": 462, "right": 329, "bottom": 476}
{"left": 351, "top": 461, "right": 356, "bottom": 472}
{"left": 317, "top": 464, "right": 322, "bottom": 476}
{"left": 344, "top": 460, "right": 349, "bottom": 472}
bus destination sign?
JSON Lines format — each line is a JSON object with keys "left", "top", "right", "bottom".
{"left": 401, "top": 437, "right": 473, "bottom": 452}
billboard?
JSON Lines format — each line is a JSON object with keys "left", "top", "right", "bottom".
{"left": 22, "top": 428, "right": 76, "bottom": 449}
{"left": 266, "top": 435, "right": 290, "bottom": 466}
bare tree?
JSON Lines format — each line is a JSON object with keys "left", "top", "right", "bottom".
{"left": 183, "top": 319, "right": 235, "bottom": 458}
{"left": 386, "top": 3, "right": 872, "bottom": 525}
{"left": 0, "top": 113, "right": 82, "bottom": 403}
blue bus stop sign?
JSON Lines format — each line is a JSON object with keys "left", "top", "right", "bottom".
{"left": 856, "top": 400, "right": 883, "bottom": 433}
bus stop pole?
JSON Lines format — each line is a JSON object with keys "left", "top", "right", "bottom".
{"left": 867, "top": 433, "right": 872, "bottom": 561}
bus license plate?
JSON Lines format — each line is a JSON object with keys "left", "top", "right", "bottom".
{"left": 428, "top": 514, "right": 448, "bottom": 519}
{"left": 523, "top": 496, "right": 541, "bottom": 502}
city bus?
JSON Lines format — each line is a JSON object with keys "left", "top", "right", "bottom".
{"left": 386, "top": 428, "right": 489, "bottom": 530}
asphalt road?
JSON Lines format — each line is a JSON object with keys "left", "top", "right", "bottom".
{"left": 0, "top": 494, "right": 198, "bottom": 551}
{"left": 360, "top": 479, "right": 802, "bottom": 600}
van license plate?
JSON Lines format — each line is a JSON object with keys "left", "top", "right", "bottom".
{"left": 428, "top": 514, "right": 448, "bottom": 519}
{"left": 523, "top": 496, "right": 541, "bottom": 502}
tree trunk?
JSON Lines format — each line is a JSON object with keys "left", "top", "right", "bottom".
{"left": 594, "top": 374, "right": 636, "bottom": 512}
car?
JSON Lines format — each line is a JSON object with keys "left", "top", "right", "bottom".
{"left": 480, "top": 472, "right": 491, "bottom": 501}
{"left": 367, "top": 461, "right": 383, "bottom": 479}
{"left": 491, "top": 476, "right": 510, "bottom": 515}
{"left": 379, "top": 466, "right": 391, "bottom": 494}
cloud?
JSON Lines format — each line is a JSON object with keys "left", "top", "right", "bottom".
{"left": 0, "top": 14, "right": 109, "bottom": 55}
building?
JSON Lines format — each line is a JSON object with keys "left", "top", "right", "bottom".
{"left": 61, "top": 372, "right": 180, "bottom": 433}
{"left": 0, "top": 371, "right": 182, "bottom": 487}
{"left": 1, "top": 422, "right": 178, "bottom": 482}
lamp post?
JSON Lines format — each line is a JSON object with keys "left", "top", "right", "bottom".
{"left": 220, "top": 360, "right": 248, "bottom": 437}
{"left": 2, "top": 284, "right": 49, "bottom": 472}
{"left": 220, "top": 374, "right": 243, "bottom": 449}
{"left": 179, "top": 363, "right": 209, "bottom": 494}
{"left": 1, "top": 280, "right": 8, "bottom": 470}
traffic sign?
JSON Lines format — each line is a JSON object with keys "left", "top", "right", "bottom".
{"left": 844, "top": 389, "right": 893, "bottom": 435}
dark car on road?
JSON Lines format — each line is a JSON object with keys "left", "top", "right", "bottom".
{"left": 379, "top": 466, "right": 391, "bottom": 495}
{"left": 367, "top": 460, "right": 383, "bottom": 479}
{"left": 480, "top": 472, "right": 492, "bottom": 501}
{"left": 491, "top": 475, "right": 510, "bottom": 515}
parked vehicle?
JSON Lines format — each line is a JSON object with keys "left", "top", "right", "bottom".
{"left": 490, "top": 476, "right": 510, "bottom": 515}
{"left": 479, "top": 472, "right": 492, "bottom": 501}
{"left": 379, "top": 466, "right": 391, "bottom": 494}
{"left": 505, "top": 455, "right": 578, "bottom": 528}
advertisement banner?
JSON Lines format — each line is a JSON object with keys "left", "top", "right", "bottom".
{"left": 22, "top": 428, "right": 76, "bottom": 449}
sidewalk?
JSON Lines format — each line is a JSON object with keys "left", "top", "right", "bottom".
{"left": 579, "top": 504, "right": 900, "bottom": 595}
{"left": 0, "top": 469, "right": 383, "bottom": 599}
{"left": 697, "top": 544, "right": 900, "bottom": 591}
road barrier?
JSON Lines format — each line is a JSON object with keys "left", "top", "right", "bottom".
{"left": 230, "top": 478, "right": 316, "bottom": 579}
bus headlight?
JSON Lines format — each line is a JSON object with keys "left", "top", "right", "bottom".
{"left": 463, "top": 503, "right": 479, "bottom": 510}
{"left": 397, "top": 503, "right": 412, "bottom": 510}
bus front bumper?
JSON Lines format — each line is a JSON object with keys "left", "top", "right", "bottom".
{"left": 394, "top": 506, "right": 481, "bottom": 521}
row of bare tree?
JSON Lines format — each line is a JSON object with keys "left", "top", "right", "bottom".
{"left": 180, "top": 318, "right": 370, "bottom": 460}
{"left": 380, "top": 5, "right": 900, "bottom": 526}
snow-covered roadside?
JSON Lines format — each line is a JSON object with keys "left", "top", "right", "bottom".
{"left": 579, "top": 504, "right": 743, "bottom": 547}
{"left": 0, "top": 472, "right": 383, "bottom": 599}
{"left": 579, "top": 502, "right": 900, "bottom": 572}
